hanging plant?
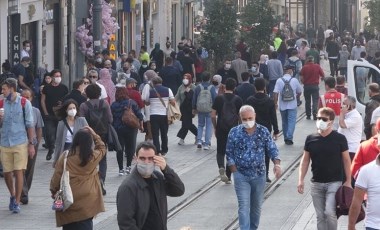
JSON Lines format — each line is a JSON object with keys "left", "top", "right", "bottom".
{"left": 75, "top": 0, "right": 119, "bottom": 57}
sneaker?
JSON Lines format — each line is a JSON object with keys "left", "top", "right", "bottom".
{"left": 46, "top": 149, "right": 53, "bottom": 161}
{"left": 266, "top": 175, "right": 272, "bottom": 183}
{"left": 219, "top": 168, "right": 229, "bottom": 182}
{"left": 118, "top": 169, "right": 125, "bottom": 176}
{"left": 12, "top": 203, "right": 20, "bottom": 214}
{"left": 20, "top": 195, "right": 28, "bottom": 205}
{"left": 9, "top": 196, "right": 16, "bottom": 211}
{"left": 178, "top": 139, "right": 185, "bottom": 145}
{"left": 197, "top": 142, "right": 202, "bottom": 149}
{"left": 225, "top": 180, "right": 232, "bottom": 184}
{"left": 125, "top": 166, "right": 131, "bottom": 175}
{"left": 306, "top": 116, "right": 311, "bottom": 120}
{"left": 203, "top": 145, "right": 210, "bottom": 150}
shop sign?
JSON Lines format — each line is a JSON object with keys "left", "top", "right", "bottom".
{"left": 8, "top": 13, "right": 21, "bottom": 65}
{"left": 109, "top": 34, "right": 117, "bottom": 60}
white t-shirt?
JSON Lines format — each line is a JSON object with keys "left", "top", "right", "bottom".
{"left": 337, "top": 109, "right": 363, "bottom": 153}
{"left": 355, "top": 156, "right": 380, "bottom": 228}
{"left": 96, "top": 82, "right": 108, "bottom": 99}
{"left": 142, "top": 83, "right": 151, "bottom": 121}
{"left": 370, "top": 106, "right": 380, "bottom": 125}
{"left": 65, "top": 126, "right": 74, "bottom": 143}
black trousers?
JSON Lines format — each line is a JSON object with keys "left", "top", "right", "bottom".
{"left": 328, "top": 58, "right": 338, "bottom": 77}
{"left": 43, "top": 115, "right": 59, "bottom": 152}
{"left": 22, "top": 143, "right": 39, "bottom": 198}
{"left": 216, "top": 129, "right": 231, "bottom": 179}
{"left": 177, "top": 111, "right": 197, "bottom": 140}
{"left": 150, "top": 115, "right": 169, "bottom": 153}
{"left": 62, "top": 217, "right": 93, "bottom": 230}
{"left": 116, "top": 128, "right": 138, "bottom": 170}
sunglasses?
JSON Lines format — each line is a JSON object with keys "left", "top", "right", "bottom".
{"left": 88, "top": 75, "right": 97, "bottom": 79}
{"left": 316, "top": 117, "right": 329, "bottom": 122}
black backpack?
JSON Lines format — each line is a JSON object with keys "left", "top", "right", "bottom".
{"left": 85, "top": 100, "right": 109, "bottom": 135}
{"left": 219, "top": 95, "right": 239, "bottom": 131}
{"left": 281, "top": 77, "right": 295, "bottom": 101}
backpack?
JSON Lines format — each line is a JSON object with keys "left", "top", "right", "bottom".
{"left": 281, "top": 77, "right": 295, "bottom": 101}
{"left": 196, "top": 85, "right": 213, "bottom": 113}
{"left": 219, "top": 95, "right": 239, "bottom": 131}
{"left": 0, "top": 97, "right": 27, "bottom": 125}
{"left": 287, "top": 59, "right": 301, "bottom": 77}
{"left": 85, "top": 100, "right": 109, "bottom": 135}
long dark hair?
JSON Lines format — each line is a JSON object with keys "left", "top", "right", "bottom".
{"left": 57, "top": 99, "right": 78, "bottom": 120}
{"left": 69, "top": 130, "right": 93, "bottom": 167}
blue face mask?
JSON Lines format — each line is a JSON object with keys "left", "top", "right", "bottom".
{"left": 6, "top": 93, "right": 12, "bottom": 101}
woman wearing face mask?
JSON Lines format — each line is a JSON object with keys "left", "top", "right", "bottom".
{"left": 212, "top": 74, "right": 225, "bottom": 95}
{"left": 139, "top": 60, "right": 149, "bottom": 83}
{"left": 52, "top": 99, "right": 88, "bottom": 167}
{"left": 175, "top": 74, "right": 198, "bottom": 145}
{"left": 148, "top": 61, "right": 158, "bottom": 73}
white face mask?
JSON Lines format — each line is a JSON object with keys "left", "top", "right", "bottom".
{"left": 316, "top": 120, "right": 329, "bottom": 131}
{"left": 67, "top": 109, "right": 77, "bottom": 117}
{"left": 54, "top": 77, "right": 62, "bottom": 84}
{"left": 142, "top": 65, "right": 148, "bottom": 68}
{"left": 225, "top": 64, "right": 231, "bottom": 69}
{"left": 25, "top": 47, "right": 31, "bottom": 52}
{"left": 183, "top": 79, "right": 189, "bottom": 85}
{"left": 242, "top": 120, "right": 255, "bottom": 129}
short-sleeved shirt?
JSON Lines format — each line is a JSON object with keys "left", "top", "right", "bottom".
{"left": 273, "top": 74, "right": 303, "bottom": 111}
{"left": 32, "top": 107, "right": 44, "bottom": 130}
{"left": 304, "top": 131, "right": 348, "bottom": 183}
{"left": 337, "top": 109, "right": 363, "bottom": 153}
{"left": 355, "top": 155, "right": 380, "bottom": 228}
{"left": 42, "top": 84, "right": 69, "bottom": 115}
{"left": 212, "top": 93, "right": 243, "bottom": 130}
{"left": 142, "top": 84, "right": 174, "bottom": 116}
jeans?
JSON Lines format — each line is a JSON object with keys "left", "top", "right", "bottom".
{"left": 43, "top": 115, "right": 59, "bottom": 152}
{"left": 304, "top": 85, "right": 319, "bottom": 118}
{"left": 233, "top": 172, "right": 266, "bottom": 230}
{"left": 280, "top": 108, "right": 297, "bottom": 141}
{"left": 116, "top": 128, "right": 138, "bottom": 169}
{"left": 62, "top": 217, "right": 93, "bottom": 230}
{"left": 177, "top": 111, "right": 197, "bottom": 140}
{"left": 328, "top": 58, "right": 338, "bottom": 77}
{"left": 268, "top": 80, "right": 277, "bottom": 98}
{"left": 150, "top": 115, "right": 169, "bottom": 153}
{"left": 216, "top": 129, "right": 231, "bottom": 179}
{"left": 197, "top": 112, "right": 212, "bottom": 146}
{"left": 310, "top": 181, "right": 341, "bottom": 230}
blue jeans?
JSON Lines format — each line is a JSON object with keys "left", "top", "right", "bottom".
{"left": 197, "top": 112, "right": 212, "bottom": 146}
{"left": 304, "top": 85, "right": 319, "bottom": 118}
{"left": 233, "top": 172, "right": 266, "bottom": 230}
{"left": 280, "top": 108, "right": 297, "bottom": 141}
{"left": 310, "top": 181, "right": 341, "bottom": 230}
{"left": 268, "top": 80, "right": 277, "bottom": 98}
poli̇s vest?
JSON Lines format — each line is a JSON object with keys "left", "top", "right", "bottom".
{"left": 320, "top": 91, "right": 345, "bottom": 115}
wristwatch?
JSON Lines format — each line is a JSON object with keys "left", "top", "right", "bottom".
{"left": 29, "top": 138, "right": 38, "bottom": 145}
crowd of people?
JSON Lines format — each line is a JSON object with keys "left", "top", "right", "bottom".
{"left": 0, "top": 26, "right": 379, "bottom": 229}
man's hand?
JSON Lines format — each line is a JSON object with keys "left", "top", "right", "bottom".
{"left": 28, "top": 144, "right": 36, "bottom": 159}
{"left": 272, "top": 133, "right": 278, "bottom": 141}
{"left": 154, "top": 155, "right": 167, "bottom": 171}
{"left": 297, "top": 180, "right": 305, "bottom": 194}
{"left": 229, "top": 165, "right": 237, "bottom": 173}
{"left": 343, "top": 180, "right": 352, "bottom": 188}
{"left": 273, "top": 164, "right": 281, "bottom": 179}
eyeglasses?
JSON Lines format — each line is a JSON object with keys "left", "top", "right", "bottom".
{"left": 88, "top": 75, "right": 97, "bottom": 79}
{"left": 316, "top": 117, "right": 329, "bottom": 122}
{"left": 138, "top": 156, "right": 154, "bottom": 162}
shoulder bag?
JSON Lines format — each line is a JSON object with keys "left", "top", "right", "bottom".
{"left": 52, "top": 150, "right": 73, "bottom": 212}
{"left": 122, "top": 100, "right": 140, "bottom": 129}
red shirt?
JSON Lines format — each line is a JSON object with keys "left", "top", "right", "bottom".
{"left": 351, "top": 136, "right": 379, "bottom": 179}
{"left": 126, "top": 88, "right": 144, "bottom": 109}
{"left": 300, "top": 62, "right": 324, "bottom": 85}
{"left": 318, "top": 90, "right": 344, "bottom": 115}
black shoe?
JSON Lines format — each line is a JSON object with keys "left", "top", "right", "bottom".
{"left": 306, "top": 116, "right": 311, "bottom": 120}
{"left": 42, "top": 143, "right": 48, "bottom": 149}
{"left": 20, "top": 195, "right": 28, "bottom": 205}
{"left": 46, "top": 150, "right": 53, "bottom": 161}
{"left": 266, "top": 176, "right": 272, "bottom": 183}
{"left": 313, "top": 116, "right": 317, "bottom": 120}
{"left": 0, "top": 171, "right": 3, "bottom": 178}
{"left": 297, "top": 101, "right": 302, "bottom": 107}
{"left": 285, "top": 140, "right": 294, "bottom": 145}
{"left": 100, "top": 180, "right": 106, "bottom": 196}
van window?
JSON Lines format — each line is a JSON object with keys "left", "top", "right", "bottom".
{"left": 353, "top": 66, "right": 370, "bottom": 105}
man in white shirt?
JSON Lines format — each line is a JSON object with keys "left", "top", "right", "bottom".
{"left": 87, "top": 70, "right": 108, "bottom": 100}
{"left": 337, "top": 96, "right": 363, "bottom": 160}
{"left": 20, "top": 40, "right": 31, "bottom": 59}
{"left": 348, "top": 154, "right": 380, "bottom": 230}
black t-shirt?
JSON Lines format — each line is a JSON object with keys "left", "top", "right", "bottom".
{"left": 42, "top": 84, "right": 69, "bottom": 115}
{"left": 304, "top": 131, "right": 348, "bottom": 183}
{"left": 142, "top": 178, "right": 164, "bottom": 230}
{"left": 212, "top": 93, "right": 243, "bottom": 130}
{"left": 180, "top": 56, "right": 194, "bottom": 76}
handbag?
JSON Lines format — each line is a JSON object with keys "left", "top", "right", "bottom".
{"left": 167, "top": 102, "right": 181, "bottom": 125}
{"left": 122, "top": 100, "right": 140, "bottom": 129}
{"left": 108, "top": 125, "right": 122, "bottom": 152}
{"left": 52, "top": 150, "right": 73, "bottom": 212}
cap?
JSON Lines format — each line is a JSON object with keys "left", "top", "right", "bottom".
{"left": 125, "top": 78, "right": 137, "bottom": 85}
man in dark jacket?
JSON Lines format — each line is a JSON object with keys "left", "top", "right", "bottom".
{"left": 246, "top": 77, "right": 279, "bottom": 182}
{"left": 364, "top": 83, "right": 380, "bottom": 139}
{"left": 116, "top": 142, "right": 185, "bottom": 230}
{"left": 326, "top": 38, "right": 340, "bottom": 77}
{"left": 63, "top": 80, "right": 87, "bottom": 106}
{"left": 160, "top": 57, "right": 182, "bottom": 95}
{"left": 216, "top": 59, "right": 238, "bottom": 84}
{"left": 235, "top": 72, "right": 255, "bottom": 103}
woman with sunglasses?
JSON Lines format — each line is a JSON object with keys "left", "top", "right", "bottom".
{"left": 52, "top": 99, "right": 88, "bottom": 168}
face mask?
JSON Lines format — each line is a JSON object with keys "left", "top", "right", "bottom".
{"left": 123, "top": 67, "right": 129, "bottom": 72}
{"left": 96, "top": 58, "right": 103, "bottom": 63}
{"left": 6, "top": 92, "right": 13, "bottom": 101}
{"left": 25, "top": 64, "right": 30, "bottom": 68}
{"left": 316, "top": 120, "right": 329, "bottom": 131}
{"left": 137, "top": 162, "right": 155, "bottom": 178}
{"left": 183, "top": 79, "right": 189, "bottom": 85}
{"left": 142, "top": 65, "right": 148, "bottom": 68}
{"left": 67, "top": 109, "right": 77, "bottom": 117}
{"left": 242, "top": 120, "right": 255, "bottom": 129}
{"left": 54, "top": 77, "right": 62, "bottom": 84}
{"left": 25, "top": 47, "right": 31, "bottom": 51}
{"left": 212, "top": 81, "right": 219, "bottom": 86}
{"left": 251, "top": 67, "right": 257, "bottom": 72}
{"left": 151, "top": 66, "right": 156, "bottom": 70}
{"left": 225, "top": 64, "right": 231, "bottom": 69}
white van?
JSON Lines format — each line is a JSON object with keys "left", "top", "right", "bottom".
{"left": 347, "top": 59, "right": 380, "bottom": 117}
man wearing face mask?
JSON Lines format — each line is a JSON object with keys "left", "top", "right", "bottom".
{"left": 298, "top": 107, "right": 352, "bottom": 230}
{"left": 117, "top": 141, "right": 185, "bottom": 229}
{"left": 217, "top": 59, "right": 238, "bottom": 84}
{"left": 121, "top": 61, "right": 141, "bottom": 87}
{"left": 226, "top": 105, "right": 281, "bottom": 230}
{"left": 11, "top": 56, "right": 32, "bottom": 90}
{"left": 211, "top": 74, "right": 225, "bottom": 95}
{"left": 41, "top": 69, "right": 69, "bottom": 161}
{"left": 21, "top": 40, "right": 31, "bottom": 59}
{"left": 104, "top": 60, "right": 118, "bottom": 84}
{"left": 248, "top": 62, "right": 263, "bottom": 84}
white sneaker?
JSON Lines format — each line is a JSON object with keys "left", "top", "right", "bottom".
{"left": 219, "top": 168, "right": 229, "bottom": 182}
{"left": 118, "top": 169, "right": 125, "bottom": 176}
{"left": 178, "top": 139, "right": 185, "bottom": 145}
{"left": 125, "top": 166, "right": 131, "bottom": 175}
{"left": 203, "top": 145, "right": 210, "bottom": 150}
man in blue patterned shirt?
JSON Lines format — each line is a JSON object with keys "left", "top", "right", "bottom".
{"left": 226, "top": 105, "right": 281, "bottom": 230}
